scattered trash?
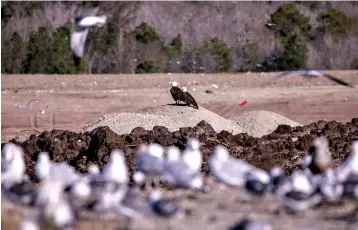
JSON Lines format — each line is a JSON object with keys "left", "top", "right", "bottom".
{"left": 168, "top": 73, "right": 172, "bottom": 75}
{"left": 239, "top": 101, "right": 247, "bottom": 106}
{"left": 205, "top": 89, "right": 213, "bottom": 94}
{"left": 192, "top": 88, "right": 196, "bottom": 91}
{"left": 212, "top": 84, "right": 219, "bottom": 89}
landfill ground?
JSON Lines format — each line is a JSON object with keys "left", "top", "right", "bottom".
{"left": 1, "top": 71, "right": 358, "bottom": 229}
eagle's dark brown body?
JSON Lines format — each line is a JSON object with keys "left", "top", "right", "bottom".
{"left": 170, "top": 86, "right": 185, "bottom": 104}
{"left": 183, "top": 91, "right": 199, "bottom": 109}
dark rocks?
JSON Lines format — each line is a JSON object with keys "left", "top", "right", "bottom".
{"left": 2, "top": 117, "right": 358, "bottom": 183}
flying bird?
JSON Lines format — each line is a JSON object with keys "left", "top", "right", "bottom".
{"left": 70, "top": 10, "right": 108, "bottom": 67}
{"left": 182, "top": 87, "right": 199, "bottom": 109}
{"left": 274, "top": 69, "right": 355, "bottom": 88}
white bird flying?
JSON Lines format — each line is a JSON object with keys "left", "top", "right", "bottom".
{"left": 274, "top": 69, "right": 355, "bottom": 88}
{"left": 70, "top": 11, "right": 108, "bottom": 66}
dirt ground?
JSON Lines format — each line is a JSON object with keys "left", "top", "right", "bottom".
{"left": 1, "top": 71, "right": 358, "bottom": 229}
{"left": 2, "top": 71, "right": 358, "bottom": 142}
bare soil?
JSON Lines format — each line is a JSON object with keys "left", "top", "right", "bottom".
{"left": 1, "top": 71, "right": 358, "bottom": 229}
{"left": 2, "top": 71, "right": 358, "bottom": 142}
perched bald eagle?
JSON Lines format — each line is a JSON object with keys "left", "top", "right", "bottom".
{"left": 170, "top": 81, "right": 185, "bottom": 104}
{"left": 182, "top": 87, "right": 199, "bottom": 109}
{"left": 70, "top": 14, "right": 107, "bottom": 67}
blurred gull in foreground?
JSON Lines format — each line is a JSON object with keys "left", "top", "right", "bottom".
{"left": 209, "top": 145, "right": 253, "bottom": 188}
{"left": 133, "top": 143, "right": 165, "bottom": 190}
{"left": 161, "top": 146, "right": 210, "bottom": 193}
{"left": 275, "top": 170, "right": 322, "bottom": 214}
{"left": 181, "top": 138, "right": 203, "bottom": 174}
{"left": 35, "top": 152, "right": 80, "bottom": 186}
{"left": 229, "top": 218, "right": 273, "bottom": 230}
{"left": 36, "top": 180, "right": 76, "bottom": 230}
{"left": 1, "top": 143, "right": 26, "bottom": 188}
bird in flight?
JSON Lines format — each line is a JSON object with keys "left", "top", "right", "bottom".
{"left": 70, "top": 7, "right": 107, "bottom": 67}
{"left": 274, "top": 69, "right": 355, "bottom": 88}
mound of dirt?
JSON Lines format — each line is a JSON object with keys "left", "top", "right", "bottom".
{"left": 4, "top": 118, "right": 358, "bottom": 183}
{"left": 81, "top": 105, "right": 243, "bottom": 135}
{"left": 230, "top": 110, "right": 302, "bottom": 137}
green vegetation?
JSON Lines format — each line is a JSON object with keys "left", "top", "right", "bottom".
{"left": 1, "top": 32, "right": 25, "bottom": 73}
{"left": 21, "top": 26, "right": 87, "bottom": 74}
{"left": 242, "top": 42, "right": 259, "bottom": 70}
{"left": 266, "top": 3, "right": 311, "bottom": 39}
{"left": 135, "top": 60, "right": 160, "bottom": 73}
{"left": 24, "top": 27, "right": 54, "bottom": 73}
{"left": 265, "top": 3, "right": 311, "bottom": 70}
{"left": 317, "top": 9, "right": 357, "bottom": 36}
{"left": 275, "top": 34, "right": 308, "bottom": 70}
{"left": 163, "top": 34, "right": 183, "bottom": 58}
{"left": 87, "top": 22, "right": 120, "bottom": 54}
{"left": 133, "top": 22, "right": 161, "bottom": 44}
{"left": 203, "top": 37, "right": 232, "bottom": 72}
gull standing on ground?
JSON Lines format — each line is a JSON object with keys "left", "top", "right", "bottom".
{"left": 161, "top": 146, "right": 210, "bottom": 193}
{"left": 133, "top": 143, "right": 165, "bottom": 190}
{"left": 1, "top": 143, "right": 26, "bottom": 188}
{"left": 335, "top": 140, "right": 358, "bottom": 182}
{"left": 36, "top": 180, "right": 76, "bottom": 230}
{"left": 148, "top": 190, "right": 185, "bottom": 218}
{"left": 70, "top": 8, "right": 108, "bottom": 66}
{"left": 275, "top": 170, "right": 322, "bottom": 214}
{"left": 229, "top": 218, "right": 273, "bottom": 230}
{"left": 88, "top": 149, "right": 129, "bottom": 212}
{"left": 34, "top": 152, "right": 80, "bottom": 186}
{"left": 181, "top": 138, "right": 203, "bottom": 174}
{"left": 209, "top": 145, "right": 254, "bottom": 188}
{"left": 101, "top": 149, "right": 128, "bottom": 185}
{"left": 301, "top": 136, "right": 333, "bottom": 175}
{"left": 274, "top": 69, "right": 355, "bottom": 88}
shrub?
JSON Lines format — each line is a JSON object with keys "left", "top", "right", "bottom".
{"left": 133, "top": 22, "right": 161, "bottom": 44}
{"left": 87, "top": 22, "right": 120, "bottom": 54}
{"left": 275, "top": 34, "right": 308, "bottom": 70}
{"left": 203, "top": 37, "right": 232, "bottom": 72}
{"left": 242, "top": 42, "right": 259, "bottom": 71}
{"left": 163, "top": 34, "right": 183, "bottom": 58}
{"left": 1, "top": 32, "right": 25, "bottom": 73}
{"left": 24, "top": 26, "right": 54, "bottom": 73}
{"left": 317, "top": 9, "right": 357, "bottom": 36}
{"left": 266, "top": 3, "right": 311, "bottom": 39}
{"left": 52, "top": 26, "right": 79, "bottom": 74}
{"left": 135, "top": 60, "right": 160, "bottom": 74}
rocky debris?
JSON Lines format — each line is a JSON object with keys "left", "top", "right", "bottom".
{"left": 3, "top": 118, "right": 358, "bottom": 183}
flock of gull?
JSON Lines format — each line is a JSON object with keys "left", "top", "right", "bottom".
{"left": 1, "top": 136, "right": 358, "bottom": 230}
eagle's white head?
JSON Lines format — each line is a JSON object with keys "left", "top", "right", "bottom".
{"left": 171, "top": 81, "right": 179, "bottom": 87}
{"left": 182, "top": 87, "right": 187, "bottom": 92}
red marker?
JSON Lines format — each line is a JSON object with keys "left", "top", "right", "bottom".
{"left": 239, "top": 101, "right": 247, "bottom": 106}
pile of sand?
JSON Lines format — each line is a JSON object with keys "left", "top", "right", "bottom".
{"left": 81, "top": 105, "right": 301, "bottom": 137}
{"left": 230, "top": 110, "right": 302, "bottom": 137}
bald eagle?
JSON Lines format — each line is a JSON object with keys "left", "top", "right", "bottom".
{"left": 182, "top": 87, "right": 199, "bottom": 109}
{"left": 170, "top": 81, "right": 185, "bottom": 104}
